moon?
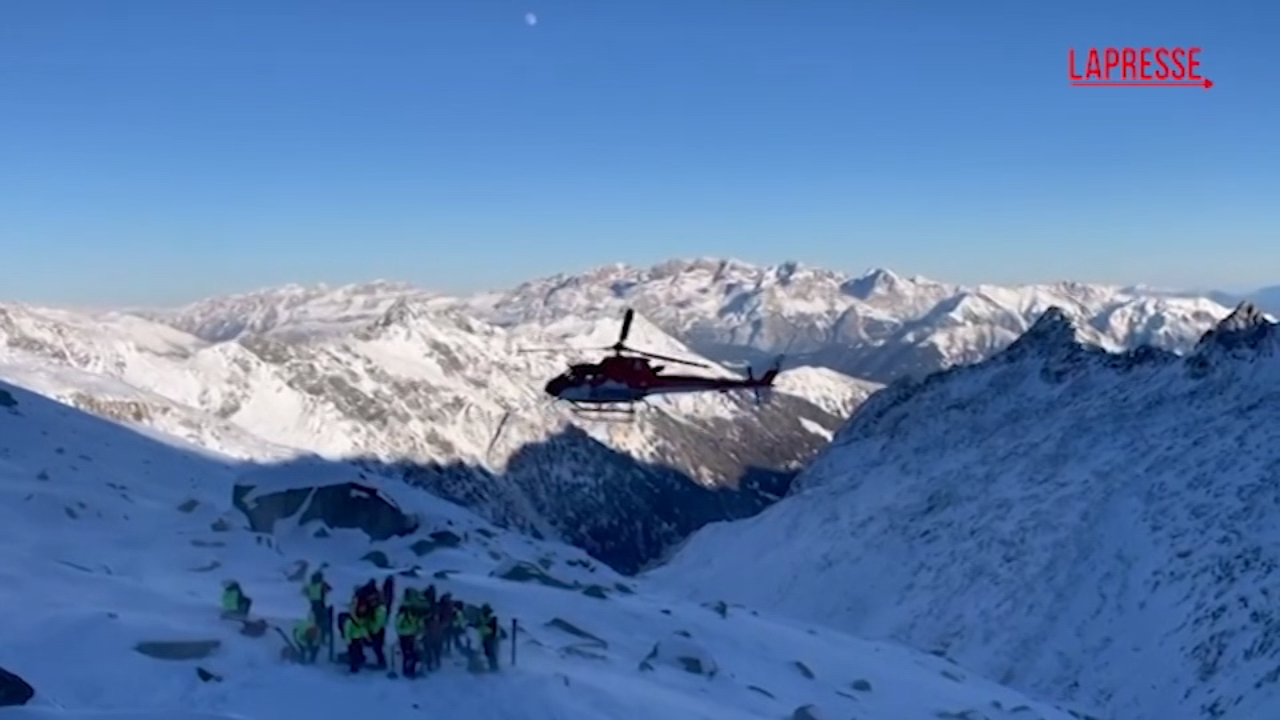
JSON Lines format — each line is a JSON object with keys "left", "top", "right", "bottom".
{"left": 524, "top": 12, "right": 537, "bottom": 26}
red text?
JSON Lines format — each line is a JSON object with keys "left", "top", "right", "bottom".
{"left": 1068, "top": 46, "right": 1202, "bottom": 81}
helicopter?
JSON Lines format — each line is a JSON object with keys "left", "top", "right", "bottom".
{"left": 520, "top": 308, "right": 783, "bottom": 418}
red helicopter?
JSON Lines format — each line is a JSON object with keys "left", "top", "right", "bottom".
{"left": 521, "top": 308, "right": 783, "bottom": 418}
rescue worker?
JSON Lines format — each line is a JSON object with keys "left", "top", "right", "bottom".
{"left": 422, "top": 600, "right": 445, "bottom": 672}
{"left": 437, "top": 592, "right": 454, "bottom": 656}
{"left": 393, "top": 602, "right": 423, "bottom": 677}
{"left": 220, "top": 580, "right": 252, "bottom": 618}
{"left": 339, "top": 611, "right": 369, "bottom": 673}
{"left": 477, "top": 603, "right": 499, "bottom": 672}
{"left": 355, "top": 591, "right": 388, "bottom": 669}
{"left": 302, "top": 571, "right": 331, "bottom": 632}
{"left": 292, "top": 612, "right": 322, "bottom": 664}
{"left": 450, "top": 599, "right": 468, "bottom": 653}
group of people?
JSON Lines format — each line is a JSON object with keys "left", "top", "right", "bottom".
{"left": 224, "top": 570, "right": 503, "bottom": 678}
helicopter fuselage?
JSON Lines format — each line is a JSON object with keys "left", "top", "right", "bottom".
{"left": 542, "top": 355, "right": 774, "bottom": 404}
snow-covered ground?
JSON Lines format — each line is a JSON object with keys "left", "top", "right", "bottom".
{"left": 0, "top": 378, "right": 1080, "bottom": 720}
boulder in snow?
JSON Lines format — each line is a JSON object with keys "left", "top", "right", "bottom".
{"left": 790, "top": 704, "right": 827, "bottom": 720}
{"left": 0, "top": 665, "right": 35, "bottom": 707}
{"left": 491, "top": 559, "right": 575, "bottom": 589}
{"left": 232, "top": 461, "right": 417, "bottom": 541}
{"left": 133, "top": 639, "right": 221, "bottom": 661}
{"left": 638, "top": 635, "right": 718, "bottom": 677}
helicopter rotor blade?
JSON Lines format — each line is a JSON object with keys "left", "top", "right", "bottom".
{"left": 518, "top": 344, "right": 614, "bottom": 354}
{"left": 618, "top": 308, "right": 634, "bottom": 346}
{"left": 631, "top": 349, "right": 710, "bottom": 368}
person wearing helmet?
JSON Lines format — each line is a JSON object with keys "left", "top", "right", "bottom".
{"left": 302, "top": 571, "right": 332, "bottom": 638}
{"left": 477, "top": 603, "right": 499, "bottom": 672}
{"left": 220, "top": 580, "right": 252, "bottom": 618}
{"left": 292, "top": 612, "right": 322, "bottom": 664}
{"left": 393, "top": 602, "right": 423, "bottom": 677}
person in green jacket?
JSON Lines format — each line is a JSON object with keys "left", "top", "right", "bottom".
{"left": 353, "top": 595, "right": 388, "bottom": 669}
{"left": 394, "top": 604, "right": 423, "bottom": 677}
{"left": 292, "top": 613, "right": 322, "bottom": 664}
{"left": 220, "top": 580, "right": 252, "bottom": 618}
{"left": 302, "top": 571, "right": 331, "bottom": 636}
{"left": 340, "top": 612, "right": 370, "bottom": 674}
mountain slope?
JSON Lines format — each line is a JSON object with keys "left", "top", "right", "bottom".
{"left": 482, "top": 258, "right": 1231, "bottom": 382}
{"left": 0, "top": 378, "right": 1080, "bottom": 720}
{"left": 0, "top": 300, "right": 849, "bottom": 572}
{"left": 652, "top": 303, "right": 1280, "bottom": 720}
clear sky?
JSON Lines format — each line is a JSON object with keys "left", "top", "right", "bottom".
{"left": 2, "top": 0, "right": 1276, "bottom": 306}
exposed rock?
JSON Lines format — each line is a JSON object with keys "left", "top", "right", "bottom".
{"left": 0, "top": 389, "right": 17, "bottom": 409}
{"left": 0, "top": 666, "right": 35, "bottom": 707}
{"left": 176, "top": 498, "right": 200, "bottom": 513}
{"left": 581, "top": 584, "right": 610, "bottom": 600}
{"left": 209, "top": 517, "right": 232, "bottom": 532}
{"left": 793, "top": 660, "right": 815, "bottom": 679}
{"left": 544, "top": 618, "right": 607, "bottom": 648}
{"left": 491, "top": 559, "right": 575, "bottom": 589}
{"left": 790, "top": 704, "right": 826, "bottom": 720}
{"left": 410, "top": 529, "right": 464, "bottom": 556}
{"left": 638, "top": 636, "right": 718, "bottom": 677}
{"left": 195, "top": 667, "right": 222, "bottom": 682}
{"left": 702, "top": 599, "right": 729, "bottom": 618}
{"left": 362, "top": 550, "right": 390, "bottom": 568}
{"left": 134, "top": 639, "right": 221, "bottom": 660}
{"left": 851, "top": 678, "right": 873, "bottom": 692}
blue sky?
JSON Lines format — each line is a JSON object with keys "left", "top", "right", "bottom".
{"left": 2, "top": 0, "right": 1276, "bottom": 306}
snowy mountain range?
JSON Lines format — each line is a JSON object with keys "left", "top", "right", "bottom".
{"left": 0, "top": 376, "right": 1086, "bottom": 720}
{"left": 480, "top": 258, "right": 1233, "bottom": 382}
{"left": 0, "top": 258, "right": 1234, "bottom": 573}
{"left": 137, "top": 259, "right": 1233, "bottom": 385}
{"left": 0, "top": 297, "right": 868, "bottom": 573}
{"left": 653, "top": 302, "right": 1280, "bottom": 720}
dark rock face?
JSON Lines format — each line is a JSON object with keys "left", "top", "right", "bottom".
{"left": 232, "top": 481, "right": 418, "bottom": 541}
{"left": 385, "top": 425, "right": 804, "bottom": 575}
{"left": 0, "top": 666, "right": 34, "bottom": 707}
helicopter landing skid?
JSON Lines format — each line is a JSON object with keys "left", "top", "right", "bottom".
{"left": 566, "top": 401, "right": 641, "bottom": 421}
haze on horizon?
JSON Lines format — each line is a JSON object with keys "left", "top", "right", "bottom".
{"left": 2, "top": 0, "right": 1276, "bottom": 307}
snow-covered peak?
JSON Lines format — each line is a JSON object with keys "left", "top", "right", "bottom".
{"left": 995, "top": 306, "right": 1089, "bottom": 360}
{"left": 1195, "top": 301, "right": 1276, "bottom": 353}
{"left": 842, "top": 267, "right": 913, "bottom": 299}
{"left": 141, "top": 280, "right": 436, "bottom": 342}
